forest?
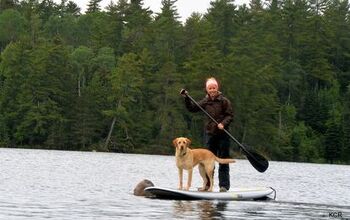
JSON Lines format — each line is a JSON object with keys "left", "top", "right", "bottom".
{"left": 0, "top": 0, "right": 349, "bottom": 164}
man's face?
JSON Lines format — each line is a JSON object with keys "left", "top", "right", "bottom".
{"left": 206, "top": 84, "right": 218, "bottom": 98}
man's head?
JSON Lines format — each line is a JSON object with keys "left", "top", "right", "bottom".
{"left": 206, "top": 77, "right": 219, "bottom": 98}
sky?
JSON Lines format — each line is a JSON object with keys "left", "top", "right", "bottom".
{"left": 61, "top": 0, "right": 251, "bottom": 23}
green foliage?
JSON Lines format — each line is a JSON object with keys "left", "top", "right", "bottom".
{"left": 86, "top": 0, "right": 102, "bottom": 14}
{"left": 341, "top": 85, "right": 350, "bottom": 163}
{"left": 0, "top": 9, "right": 26, "bottom": 50}
{"left": 0, "top": 0, "right": 350, "bottom": 164}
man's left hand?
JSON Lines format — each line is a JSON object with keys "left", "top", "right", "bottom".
{"left": 218, "top": 123, "right": 224, "bottom": 130}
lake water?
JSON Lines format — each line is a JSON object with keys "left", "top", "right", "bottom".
{"left": 0, "top": 148, "right": 349, "bottom": 219}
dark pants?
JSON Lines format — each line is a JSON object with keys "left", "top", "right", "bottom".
{"left": 206, "top": 133, "right": 230, "bottom": 190}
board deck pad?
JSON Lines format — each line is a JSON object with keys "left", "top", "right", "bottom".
{"left": 144, "top": 186, "right": 275, "bottom": 200}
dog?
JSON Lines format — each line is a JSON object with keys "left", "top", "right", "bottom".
{"left": 133, "top": 179, "right": 154, "bottom": 196}
{"left": 173, "top": 137, "right": 235, "bottom": 192}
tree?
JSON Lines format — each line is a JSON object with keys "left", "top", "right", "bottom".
{"left": 324, "top": 0, "right": 350, "bottom": 93}
{"left": 290, "top": 122, "right": 321, "bottom": 162}
{"left": 86, "top": 0, "right": 102, "bottom": 14}
{"left": 0, "top": 0, "right": 18, "bottom": 12}
{"left": 19, "top": 0, "right": 42, "bottom": 47}
{"left": 37, "top": 0, "right": 58, "bottom": 23}
{"left": 105, "top": 53, "right": 144, "bottom": 152}
{"left": 324, "top": 119, "right": 342, "bottom": 164}
{"left": 75, "top": 12, "right": 112, "bottom": 49}
{"left": 342, "top": 85, "right": 350, "bottom": 163}
{"left": 205, "top": 0, "right": 237, "bottom": 55}
{"left": 66, "top": 1, "right": 80, "bottom": 16}
{"left": 0, "top": 9, "right": 26, "bottom": 51}
{"left": 119, "top": 0, "right": 152, "bottom": 53}
{"left": 0, "top": 41, "right": 33, "bottom": 145}
{"left": 105, "top": 0, "right": 128, "bottom": 55}
{"left": 70, "top": 46, "right": 94, "bottom": 97}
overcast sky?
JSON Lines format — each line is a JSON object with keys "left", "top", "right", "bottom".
{"left": 62, "top": 0, "right": 251, "bottom": 22}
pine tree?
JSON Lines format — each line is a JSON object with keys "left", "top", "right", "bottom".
{"left": 86, "top": 0, "right": 102, "bottom": 14}
{"left": 324, "top": 119, "right": 342, "bottom": 164}
{"left": 341, "top": 86, "right": 350, "bottom": 163}
{"left": 119, "top": 0, "right": 152, "bottom": 53}
{"left": 105, "top": 0, "right": 128, "bottom": 55}
{"left": 66, "top": 1, "right": 80, "bottom": 16}
{"left": 105, "top": 53, "right": 144, "bottom": 152}
{"left": 0, "top": 0, "right": 18, "bottom": 12}
{"left": 205, "top": 0, "right": 237, "bottom": 55}
{"left": 0, "top": 9, "right": 26, "bottom": 51}
{"left": 324, "top": 0, "right": 350, "bottom": 93}
{"left": 0, "top": 41, "right": 33, "bottom": 145}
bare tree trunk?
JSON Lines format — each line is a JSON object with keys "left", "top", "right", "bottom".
{"left": 78, "top": 73, "right": 81, "bottom": 97}
{"left": 104, "top": 100, "right": 121, "bottom": 150}
{"left": 278, "top": 110, "right": 282, "bottom": 137}
{"left": 104, "top": 117, "right": 117, "bottom": 150}
{"left": 242, "top": 124, "right": 247, "bottom": 144}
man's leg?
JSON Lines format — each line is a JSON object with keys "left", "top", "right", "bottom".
{"left": 218, "top": 134, "right": 230, "bottom": 191}
{"left": 205, "top": 135, "right": 218, "bottom": 190}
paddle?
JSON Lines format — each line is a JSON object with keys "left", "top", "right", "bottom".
{"left": 180, "top": 89, "right": 269, "bottom": 173}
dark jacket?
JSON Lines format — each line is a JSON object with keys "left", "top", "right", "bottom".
{"left": 184, "top": 92, "right": 233, "bottom": 135}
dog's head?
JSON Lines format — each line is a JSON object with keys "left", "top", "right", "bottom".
{"left": 173, "top": 137, "right": 191, "bottom": 152}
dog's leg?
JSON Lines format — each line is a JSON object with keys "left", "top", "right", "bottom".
{"left": 198, "top": 164, "right": 207, "bottom": 191}
{"left": 186, "top": 168, "right": 193, "bottom": 191}
{"left": 178, "top": 168, "right": 183, "bottom": 190}
{"left": 206, "top": 164, "right": 215, "bottom": 192}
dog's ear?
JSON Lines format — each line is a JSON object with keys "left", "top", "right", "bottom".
{"left": 172, "top": 138, "right": 178, "bottom": 147}
{"left": 185, "top": 138, "right": 191, "bottom": 146}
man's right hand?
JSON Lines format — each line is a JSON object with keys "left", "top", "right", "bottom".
{"left": 180, "top": 89, "right": 188, "bottom": 97}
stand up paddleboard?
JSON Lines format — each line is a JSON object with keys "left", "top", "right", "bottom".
{"left": 145, "top": 186, "right": 276, "bottom": 201}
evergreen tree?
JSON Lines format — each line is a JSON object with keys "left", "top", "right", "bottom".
{"left": 86, "top": 0, "right": 102, "bottom": 14}
{"left": 0, "top": 41, "right": 32, "bottom": 145}
{"left": 66, "top": 1, "right": 80, "bottom": 16}
{"left": 37, "top": 0, "right": 58, "bottom": 23}
{"left": 119, "top": 0, "right": 152, "bottom": 53}
{"left": 324, "top": 0, "right": 350, "bottom": 93}
{"left": 324, "top": 119, "right": 342, "bottom": 164}
{"left": 0, "top": 9, "right": 26, "bottom": 51}
{"left": 0, "top": 0, "right": 18, "bottom": 12}
{"left": 301, "top": 89, "right": 329, "bottom": 134}
{"left": 205, "top": 0, "right": 237, "bottom": 55}
{"left": 105, "top": 0, "right": 128, "bottom": 55}
{"left": 106, "top": 53, "right": 144, "bottom": 152}
{"left": 342, "top": 86, "right": 350, "bottom": 163}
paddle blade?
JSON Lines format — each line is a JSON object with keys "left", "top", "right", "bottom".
{"left": 244, "top": 149, "right": 269, "bottom": 173}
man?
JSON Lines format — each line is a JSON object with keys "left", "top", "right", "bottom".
{"left": 181, "top": 77, "right": 233, "bottom": 192}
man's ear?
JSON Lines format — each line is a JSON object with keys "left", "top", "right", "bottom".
{"left": 186, "top": 138, "right": 191, "bottom": 146}
{"left": 172, "top": 138, "right": 178, "bottom": 147}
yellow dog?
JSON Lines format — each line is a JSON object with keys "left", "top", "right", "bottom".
{"left": 173, "top": 137, "right": 235, "bottom": 192}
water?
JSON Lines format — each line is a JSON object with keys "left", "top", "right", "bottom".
{"left": 0, "top": 148, "right": 349, "bottom": 219}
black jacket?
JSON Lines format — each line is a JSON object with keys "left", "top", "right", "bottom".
{"left": 184, "top": 92, "right": 233, "bottom": 135}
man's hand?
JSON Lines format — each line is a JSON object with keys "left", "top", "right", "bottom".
{"left": 180, "top": 89, "right": 188, "bottom": 97}
{"left": 218, "top": 123, "right": 224, "bottom": 130}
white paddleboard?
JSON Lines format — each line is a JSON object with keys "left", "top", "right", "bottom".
{"left": 145, "top": 186, "right": 276, "bottom": 200}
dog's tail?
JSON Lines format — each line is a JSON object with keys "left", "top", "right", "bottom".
{"left": 215, "top": 157, "right": 235, "bottom": 164}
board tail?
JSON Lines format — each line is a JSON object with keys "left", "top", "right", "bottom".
{"left": 215, "top": 157, "right": 235, "bottom": 164}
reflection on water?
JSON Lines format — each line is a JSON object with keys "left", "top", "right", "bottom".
{"left": 173, "top": 200, "right": 228, "bottom": 219}
{"left": 0, "top": 148, "right": 349, "bottom": 219}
